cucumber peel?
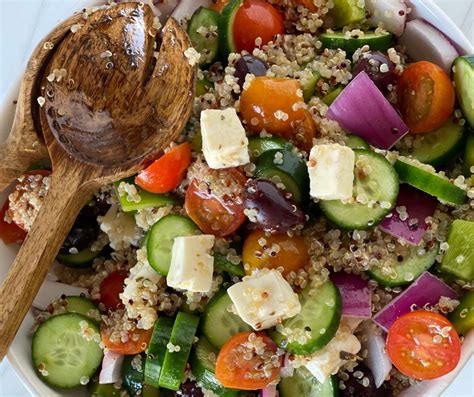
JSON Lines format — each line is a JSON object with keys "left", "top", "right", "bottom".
{"left": 219, "top": 0, "right": 242, "bottom": 57}
{"left": 188, "top": 7, "right": 220, "bottom": 65}
{"left": 449, "top": 291, "right": 474, "bottom": 335}
{"left": 453, "top": 55, "right": 474, "bottom": 128}
{"left": 320, "top": 31, "right": 392, "bottom": 55}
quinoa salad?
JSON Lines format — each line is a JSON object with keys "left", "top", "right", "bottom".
{"left": 1, "top": 0, "right": 473, "bottom": 396}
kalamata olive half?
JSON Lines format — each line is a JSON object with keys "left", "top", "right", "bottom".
{"left": 178, "top": 380, "right": 204, "bottom": 397}
{"left": 340, "top": 365, "right": 389, "bottom": 397}
{"left": 244, "top": 179, "right": 305, "bottom": 232}
{"left": 59, "top": 215, "right": 99, "bottom": 255}
{"left": 235, "top": 54, "right": 268, "bottom": 88}
{"left": 352, "top": 51, "right": 396, "bottom": 93}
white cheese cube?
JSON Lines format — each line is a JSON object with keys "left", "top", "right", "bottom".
{"left": 167, "top": 235, "right": 215, "bottom": 293}
{"left": 227, "top": 269, "right": 301, "bottom": 330}
{"left": 304, "top": 327, "right": 361, "bottom": 383}
{"left": 200, "top": 108, "right": 250, "bottom": 169}
{"left": 307, "top": 144, "right": 355, "bottom": 200}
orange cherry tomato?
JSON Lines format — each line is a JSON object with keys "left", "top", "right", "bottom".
{"left": 386, "top": 311, "right": 461, "bottom": 380}
{"left": 397, "top": 61, "right": 455, "bottom": 133}
{"left": 99, "top": 270, "right": 128, "bottom": 310}
{"left": 210, "top": 0, "right": 230, "bottom": 12}
{"left": 242, "top": 229, "right": 308, "bottom": 276}
{"left": 185, "top": 168, "right": 246, "bottom": 237}
{"left": 101, "top": 326, "right": 153, "bottom": 355}
{"left": 233, "top": 0, "right": 284, "bottom": 53}
{"left": 135, "top": 143, "right": 192, "bottom": 194}
{"left": 0, "top": 200, "right": 26, "bottom": 244}
{"left": 240, "top": 76, "right": 317, "bottom": 151}
{"left": 216, "top": 332, "right": 282, "bottom": 390}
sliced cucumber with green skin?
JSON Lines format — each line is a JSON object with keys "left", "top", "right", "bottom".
{"left": 188, "top": 7, "right": 220, "bottom": 65}
{"left": 123, "top": 354, "right": 145, "bottom": 396}
{"left": 438, "top": 219, "right": 474, "bottom": 282}
{"left": 147, "top": 214, "right": 201, "bottom": 276}
{"left": 248, "top": 136, "right": 291, "bottom": 161}
{"left": 88, "top": 381, "right": 126, "bottom": 397}
{"left": 214, "top": 253, "right": 245, "bottom": 277}
{"left": 453, "top": 55, "right": 474, "bottom": 128}
{"left": 398, "top": 119, "right": 466, "bottom": 167}
{"left": 159, "top": 312, "right": 200, "bottom": 391}
{"left": 345, "top": 134, "right": 369, "bottom": 150}
{"left": 320, "top": 31, "right": 392, "bottom": 55}
{"left": 57, "top": 246, "right": 101, "bottom": 268}
{"left": 190, "top": 336, "right": 240, "bottom": 396}
{"left": 464, "top": 130, "right": 474, "bottom": 178}
{"left": 367, "top": 242, "right": 439, "bottom": 287}
{"left": 320, "top": 149, "right": 399, "bottom": 230}
{"left": 255, "top": 148, "right": 309, "bottom": 204}
{"left": 394, "top": 156, "right": 467, "bottom": 205}
{"left": 279, "top": 368, "right": 338, "bottom": 397}
{"left": 145, "top": 316, "right": 175, "bottom": 389}
{"left": 32, "top": 313, "right": 103, "bottom": 389}
{"left": 322, "top": 86, "right": 344, "bottom": 106}
{"left": 59, "top": 296, "right": 100, "bottom": 321}
{"left": 201, "top": 289, "right": 252, "bottom": 349}
{"left": 219, "top": 0, "right": 242, "bottom": 57}
{"left": 328, "top": 0, "right": 365, "bottom": 28}
{"left": 449, "top": 291, "right": 474, "bottom": 335}
{"left": 271, "top": 281, "right": 342, "bottom": 355}
{"left": 301, "top": 71, "right": 321, "bottom": 102}
{"left": 114, "top": 180, "right": 177, "bottom": 213}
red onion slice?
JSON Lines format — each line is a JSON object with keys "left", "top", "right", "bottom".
{"left": 331, "top": 272, "right": 372, "bottom": 319}
{"left": 259, "top": 384, "right": 277, "bottom": 397}
{"left": 362, "top": 323, "right": 392, "bottom": 388}
{"left": 366, "top": 0, "right": 408, "bottom": 36}
{"left": 99, "top": 350, "right": 124, "bottom": 384}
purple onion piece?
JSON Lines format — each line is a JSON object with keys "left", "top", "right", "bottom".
{"left": 331, "top": 272, "right": 372, "bottom": 319}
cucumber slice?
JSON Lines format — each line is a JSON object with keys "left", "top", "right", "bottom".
{"left": 464, "top": 130, "right": 474, "bottom": 178}
{"left": 327, "top": 0, "right": 365, "bottom": 28}
{"left": 255, "top": 148, "right": 309, "bottom": 204}
{"left": 279, "top": 367, "right": 337, "bottom": 397}
{"left": 214, "top": 253, "right": 245, "bottom": 277}
{"left": 188, "top": 7, "right": 220, "bottom": 65}
{"left": 201, "top": 289, "right": 252, "bottom": 348}
{"left": 159, "top": 312, "right": 200, "bottom": 391}
{"left": 59, "top": 296, "right": 101, "bottom": 321}
{"left": 320, "top": 31, "right": 392, "bottom": 55}
{"left": 345, "top": 134, "right": 369, "bottom": 150}
{"left": 219, "top": 0, "right": 242, "bottom": 57}
{"left": 438, "top": 219, "right": 474, "bottom": 281}
{"left": 301, "top": 71, "right": 321, "bottom": 102}
{"left": 398, "top": 119, "right": 466, "bottom": 167}
{"left": 449, "top": 291, "right": 474, "bottom": 335}
{"left": 145, "top": 316, "right": 175, "bottom": 389}
{"left": 122, "top": 354, "right": 145, "bottom": 396}
{"left": 190, "top": 336, "right": 239, "bottom": 395}
{"left": 321, "top": 86, "right": 344, "bottom": 106}
{"left": 57, "top": 246, "right": 101, "bottom": 268}
{"left": 271, "top": 281, "right": 342, "bottom": 355}
{"left": 88, "top": 382, "right": 126, "bottom": 397}
{"left": 32, "top": 313, "right": 103, "bottom": 388}
{"left": 248, "top": 136, "right": 291, "bottom": 161}
{"left": 147, "top": 214, "right": 201, "bottom": 275}
{"left": 453, "top": 55, "right": 474, "bottom": 128}
{"left": 115, "top": 180, "right": 177, "bottom": 213}
{"left": 320, "top": 149, "right": 399, "bottom": 230}
{"left": 367, "top": 242, "right": 439, "bottom": 287}
{"left": 394, "top": 156, "right": 467, "bottom": 205}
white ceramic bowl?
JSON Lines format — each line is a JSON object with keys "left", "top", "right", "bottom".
{"left": 0, "top": 1, "right": 472, "bottom": 396}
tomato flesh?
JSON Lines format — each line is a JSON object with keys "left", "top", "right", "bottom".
{"left": 386, "top": 311, "right": 461, "bottom": 380}
{"left": 215, "top": 332, "right": 281, "bottom": 390}
{"left": 243, "top": 229, "right": 308, "bottom": 276}
{"left": 0, "top": 200, "right": 26, "bottom": 244}
{"left": 99, "top": 270, "right": 128, "bottom": 310}
{"left": 101, "top": 326, "right": 153, "bottom": 355}
{"left": 135, "top": 143, "right": 192, "bottom": 194}
{"left": 397, "top": 61, "right": 455, "bottom": 133}
{"left": 233, "top": 0, "right": 284, "bottom": 53}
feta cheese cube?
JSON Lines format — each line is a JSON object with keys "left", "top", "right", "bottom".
{"left": 200, "top": 108, "right": 250, "bottom": 169}
{"left": 98, "top": 205, "right": 141, "bottom": 250}
{"left": 307, "top": 144, "right": 355, "bottom": 200}
{"left": 227, "top": 269, "right": 301, "bottom": 330}
{"left": 167, "top": 235, "right": 215, "bottom": 293}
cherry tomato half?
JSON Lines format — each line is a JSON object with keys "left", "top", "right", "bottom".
{"left": 135, "top": 143, "right": 192, "bottom": 194}
{"left": 215, "top": 332, "right": 282, "bottom": 390}
{"left": 99, "top": 270, "right": 128, "bottom": 310}
{"left": 185, "top": 168, "right": 246, "bottom": 237}
{"left": 210, "top": 0, "right": 230, "bottom": 12}
{"left": 386, "top": 310, "right": 461, "bottom": 380}
{"left": 0, "top": 200, "right": 26, "bottom": 244}
{"left": 397, "top": 61, "right": 455, "bottom": 133}
{"left": 233, "top": 0, "right": 284, "bottom": 53}
{"left": 101, "top": 326, "right": 153, "bottom": 355}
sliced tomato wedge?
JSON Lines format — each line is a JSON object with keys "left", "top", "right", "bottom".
{"left": 0, "top": 200, "right": 26, "bottom": 244}
{"left": 135, "top": 143, "right": 192, "bottom": 194}
{"left": 101, "top": 326, "right": 153, "bottom": 355}
{"left": 99, "top": 270, "right": 128, "bottom": 310}
{"left": 215, "top": 332, "right": 282, "bottom": 390}
{"left": 184, "top": 168, "right": 246, "bottom": 237}
{"left": 386, "top": 310, "right": 461, "bottom": 380}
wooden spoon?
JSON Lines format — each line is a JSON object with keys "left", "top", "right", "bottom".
{"left": 0, "top": 2, "right": 195, "bottom": 358}
{"left": 0, "top": 12, "right": 84, "bottom": 192}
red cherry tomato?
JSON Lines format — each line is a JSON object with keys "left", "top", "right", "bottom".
{"left": 99, "top": 270, "right": 128, "bottom": 310}
{"left": 0, "top": 200, "right": 26, "bottom": 244}
{"left": 184, "top": 168, "right": 246, "bottom": 237}
{"left": 210, "top": 0, "right": 230, "bottom": 12}
{"left": 233, "top": 0, "right": 284, "bottom": 53}
{"left": 386, "top": 311, "right": 461, "bottom": 380}
{"left": 135, "top": 143, "right": 192, "bottom": 194}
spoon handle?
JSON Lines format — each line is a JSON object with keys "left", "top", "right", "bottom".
{"left": 0, "top": 162, "right": 97, "bottom": 359}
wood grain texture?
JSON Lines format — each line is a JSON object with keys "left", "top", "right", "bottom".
{"left": 0, "top": 2, "right": 195, "bottom": 359}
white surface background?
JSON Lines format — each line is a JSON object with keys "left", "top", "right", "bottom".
{"left": 0, "top": 0, "right": 473, "bottom": 396}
